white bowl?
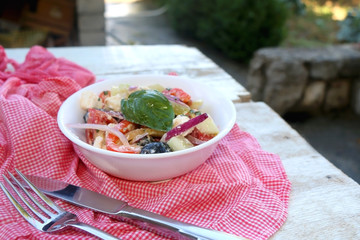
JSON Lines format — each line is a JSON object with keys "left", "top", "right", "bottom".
{"left": 57, "top": 75, "right": 236, "bottom": 181}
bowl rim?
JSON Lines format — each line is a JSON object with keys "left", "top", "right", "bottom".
{"left": 57, "top": 74, "right": 236, "bottom": 159}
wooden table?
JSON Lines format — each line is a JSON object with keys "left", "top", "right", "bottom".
{"left": 6, "top": 45, "right": 251, "bottom": 103}
{"left": 237, "top": 102, "right": 360, "bottom": 239}
{"left": 5, "top": 45, "right": 360, "bottom": 239}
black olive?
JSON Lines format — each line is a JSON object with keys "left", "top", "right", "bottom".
{"left": 140, "top": 142, "right": 172, "bottom": 154}
{"left": 137, "top": 136, "right": 153, "bottom": 146}
{"left": 83, "top": 111, "right": 89, "bottom": 123}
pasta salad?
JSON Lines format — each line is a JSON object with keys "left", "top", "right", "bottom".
{"left": 70, "top": 83, "right": 219, "bottom": 154}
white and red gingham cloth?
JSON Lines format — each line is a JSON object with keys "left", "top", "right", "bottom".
{"left": 0, "top": 46, "right": 291, "bottom": 240}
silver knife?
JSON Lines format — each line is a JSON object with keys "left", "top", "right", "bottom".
{"left": 22, "top": 175, "right": 247, "bottom": 240}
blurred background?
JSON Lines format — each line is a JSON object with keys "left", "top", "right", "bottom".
{"left": 0, "top": 0, "right": 359, "bottom": 183}
{"left": 1, "top": 0, "right": 359, "bottom": 51}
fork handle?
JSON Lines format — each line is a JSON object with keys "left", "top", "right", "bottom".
{"left": 117, "top": 205, "right": 248, "bottom": 240}
{"left": 68, "top": 221, "right": 121, "bottom": 240}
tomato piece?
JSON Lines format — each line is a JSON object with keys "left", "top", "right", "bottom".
{"left": 86, "top": 108, "right": 117, "bottom": 125}
{"left": 106, "top": 141, "right": 140, "bottom": 154}
{"left": 85, "top": 129, "right": 95, "bottom": 145}
{"left": 190, "top": 128, "right": 215, "bottom": 141}
{"left": 105, "top": 123, "right": 140, "bottom": 153}
{"left": 162, "top": 88, "right": 191, "bottom": 104}
{"left": 107, "top": 144, "right": 139, "bottom": 153}
{"left": 99, "top": 90, "right": 111, "bottom": 103}
{"left": 117, "top": 120, "right": 136, "bottom": 134}
{"left": 85, "top": 108, "right": 117, "bottom": 144}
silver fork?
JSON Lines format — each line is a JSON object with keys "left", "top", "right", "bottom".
{"left": 0, "top": 169, "right": 120, "bottom": 240}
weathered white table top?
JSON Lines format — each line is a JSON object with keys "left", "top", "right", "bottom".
{"left": 5, "top": 45, "right": 251, "bottom": 103}
{"left": 236, "top": 102, "right": 360, "bottom": 239}
{"left": 5, "top": 45, "right": 360, "bottom": 239}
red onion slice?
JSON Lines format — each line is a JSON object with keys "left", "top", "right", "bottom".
{"left": 67, "top": 123, "right": 130, "bottom": 146}
{"left": 163, "top": 93, "right": 189, "bottom": 107}
{"left": 163, "top": 113, "right": 208, "bottom": 142}
{"left": 129, "top": 85, "right": 138, "bottom": 91}
{"left": 105, "top": 110, "right": 124, "bottom": 120}
{"left": 130, "top": 132, "right": 149, "bottom": 144}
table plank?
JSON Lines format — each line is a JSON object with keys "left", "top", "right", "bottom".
{"left": 235, "top": 101, "right": 360, "bottom": 239}
{"left": 5, "top": 45, "right": 251, "bottom": 103}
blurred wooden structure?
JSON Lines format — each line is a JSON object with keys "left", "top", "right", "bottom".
{"left": 21, "top": 0, "right": 75, "bottom": 45}
{"left": 0, "top": 0, "right": 106, "bottom": 47}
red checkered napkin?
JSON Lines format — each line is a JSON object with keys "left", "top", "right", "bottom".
{"left": 0, "top": 46, "right": 291, "bottom": 240}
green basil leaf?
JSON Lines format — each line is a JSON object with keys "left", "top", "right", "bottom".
{"left": 121, "top": 90, "right": 175, "bottom": 131}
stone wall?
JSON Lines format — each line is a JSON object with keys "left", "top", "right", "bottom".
{"left": 247, "top": 44, "right": 360, "bottom": 116}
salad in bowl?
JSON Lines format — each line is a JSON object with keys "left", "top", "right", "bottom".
{"left": 57, "top": 75, "right": 236, "bottom": 181}
{"left": 72, "top": 83, "right": 220, "bottom": 155}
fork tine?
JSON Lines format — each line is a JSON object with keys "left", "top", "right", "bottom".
{"left": 14, "top": 169, "right": 63, "bottom": 215}
{"left": 2, "top": 170, "right": 121, "bottom": 239}
{"left": 8, "top": 171, "right": 55, "bottom": 219}
{"left": 0, "top": 175, "right": 42, "bottom": 228}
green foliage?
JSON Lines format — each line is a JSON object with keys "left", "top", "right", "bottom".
{"left": 337, "top": 8, "right": 360, "bottom": 43}
{"left": 282, "top": 7, "right": 339, "bottom": 47}
{"left": 166, "top": 0, "right": 289, "bottom": 61}
{"left": 280, "top": 0, "right": 307, "bottom": 15}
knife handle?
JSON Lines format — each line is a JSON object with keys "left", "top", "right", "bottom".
{"left": 117, "top": 205, "right": 247, "bottom": 240}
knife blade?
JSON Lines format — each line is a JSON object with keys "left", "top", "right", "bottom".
{"left": 23, "top": 174, "right": 247, "bottom": 240}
